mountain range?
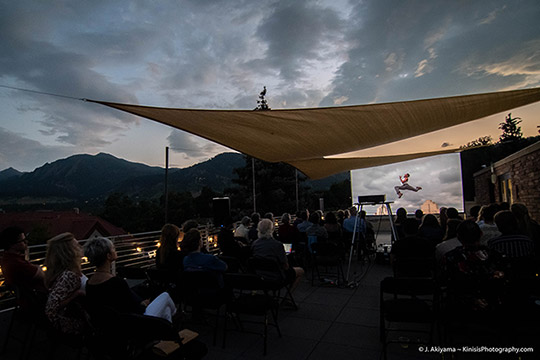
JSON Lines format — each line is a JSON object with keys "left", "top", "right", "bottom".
{"left": 0, "top": 152, "right": 348, "bottom": 205}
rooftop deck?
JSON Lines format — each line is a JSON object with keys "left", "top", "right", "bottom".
{"left": 1, "top": 232, "right": 538, "bottom": 359}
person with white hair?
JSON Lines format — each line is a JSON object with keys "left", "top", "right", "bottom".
{"left": 234, "top": 216, "right": 251, "bottom": 242}
{"left": 84, "top": 237, "right": 177, "bottom": 322}
{"left": 251, "top": 219, "right": 304, "bottom": 292}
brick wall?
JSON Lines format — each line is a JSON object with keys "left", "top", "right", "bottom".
{"left": 473, "top": 141, "right": 540, "bottom": 222}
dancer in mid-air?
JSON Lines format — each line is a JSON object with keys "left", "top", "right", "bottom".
{"left": 394, "top": 173, "right": 422, "bottom": 198}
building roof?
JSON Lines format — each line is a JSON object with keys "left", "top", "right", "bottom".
{"left": 0, "top": 210, "right": 126, "bottom": 240}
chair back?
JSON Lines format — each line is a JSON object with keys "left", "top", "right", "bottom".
{"left": 247, "top": 257, "right": 286, "bottom": 285}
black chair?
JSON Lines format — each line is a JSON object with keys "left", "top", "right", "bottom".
{"left": 247, "top": 257, "right": 297, "bottom": 310}
{"left": 392, "top": 256, "right": 435, "bottom": 279}
{"left": 145, "top": 266, "right": 181, "bottom": 302}
{"left": 224, "top": 273, "right": 281, "bottom": 355}
{"left": 311, "top": 242, "right": 345, "bottom": 286}
{"left": 380, "top": 277, "right": 437, "bottom": 359}
{"left": 218, "top": 255, "right": 243, "bottom": 273}
{"left": 178, "top": 271, "right": 230, "bottom": 346}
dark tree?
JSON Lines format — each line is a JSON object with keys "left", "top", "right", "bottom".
{"left": 499, "top": 113, "right": 523, "bottom": 143}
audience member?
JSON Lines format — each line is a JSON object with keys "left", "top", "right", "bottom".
{"left": 248, "top": 212, "right": 261, "bottom": 242}
{"left": 324, "top": 211, "right": 342, "bottom": 242}
{"left": 511, "top": 203, "right": 540, "bottom": 254}
{"left": 183, "top": 229, "right": 227, "bottom": 286}
{"left": 418, "top": 214, "right": 445, "bottom": 246}
{"left": 234, "top": 216, "right": 251, "bottom": 241}
{"left": 469, "top": 205, "right": 481, "bottom": 222}
{"left": 44, "top": 233, "right": 88, "bottom": 335}
{"left": 442, "top": 220, "right": 505, "bottom": 315}
{"left": 292, "top": 210, "right": 303, "bottom": 228}
{"left": 336, "top": 210, "right": 345, "bottom": 227}
{"left": 343, "top": 207, "right": 366, "bottom": 235}
{"left": 439, "top": 207, "right": 448, "bottom": 235}
{"left": 278, "top": 213, "right": 298, "bottom": 244}
{"left": 477, "top": 204, "right": 501, "bottom": 245}
{"left": 392, "top": 207, "right": 408, "bottom": 242}
{"left": 156, "top": 223, "right": 184, "bottom": 272}
{"left": 306, "top": 212, "right": 328, "bottom": 240}
{"left": 251, "top": 219, "right": 304, "bottom": 292}
{"left": 182, "top": 219, "right": 199, "bottom": 233}
{"left": 414, "top": 209, "right": 424, "bottom": 226}
{"left": 447, "top": 207, "right": 462, "bottom": 220}
{"left": 296, "top": 210, "right": 311, "bottom": 233}
{"left": 489, "top": 211, "right": 534, "bottom": 259}
{"left": 85, "top": 237, "right": 177, "bottom": 322}
{"left": 218, "top": 216, "right": 247, "bottom": 260}
{"left": 0, "top": 226, "right": 47, "bottom": 308}
{"left": 390, "top": 218, "right": 434, "bottom": 277}
{"left": 435, "top": 219, "right": 462, "bottom": 263}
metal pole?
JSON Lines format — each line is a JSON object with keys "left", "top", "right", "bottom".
{"left": 252, "top": 157, "right": 256, "bottom": 213}
{"left": 164, "top": 146, "right": 169, "bottom": 224}
{"left": 295, "top": 169, "right": 299, "bottom": 213}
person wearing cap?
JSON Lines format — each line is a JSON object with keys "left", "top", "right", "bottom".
{"left": 0, "top": 226, "right": 47, "bottom": 308}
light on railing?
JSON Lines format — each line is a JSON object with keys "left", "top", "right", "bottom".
{"left": 41, "top": 265, "right": 47, "bottom": 272}
{"left": 157, "top": 242, "right": 161, "bottom": 247}
{"left": 81, "top": 256, "right": 89, "bottom": 264}
{"left": 136, "top": 247, "right": 142, "bottom": 253}
{"left": 148, "top": 250, "right": 157, "bottom": 259}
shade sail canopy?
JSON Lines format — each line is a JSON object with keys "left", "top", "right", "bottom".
{"left": 89, "top": 87, "right": 540, "bottom": 179}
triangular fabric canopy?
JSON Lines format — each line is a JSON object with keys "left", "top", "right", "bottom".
{"left": 89, "top": 87, "right": 540, "bottom": 179}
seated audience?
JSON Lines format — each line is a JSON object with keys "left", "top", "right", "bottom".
{"left": 182, "top": 219, "right": 199, "bottom": 233}
{"left": 44, "top": 233, "right": 88, "bottom": 335}
{"left": 435, "top": 219, "right": 462, "bottom": 264}
{"left": 343, "top": 207, "right": 366, "bottom": 235}
{"left": 392, "top": 207, "right": 408, "bottom": 242}
{"left": 248, "top": 212, "right": 261, "bottom": 242}
{"left": 305, "top": 212, "right": 328, "bottom": 240}
{"left": 477, "top": 204, "right": 501, "bottom": 245}
{"left": 324, "top": 211, "right": 342, "bottom": 242}
{"left": 511, "top": 203, "right": 540, "bottom": 255}
{"left": 489, "top": 211, "right": 534, "bottom": 259}
{"left": 442, "top": 220, "right": 505, "bottom": 315}
{"left": 390, "top": 218, "right": 434, "bottom": 277}
{"left": 234, "top": 216, "right": 251, "bottom": 242}
{"left": 446, "top": 207, "right": 462, "bottom": 221}
{"left": 156, "top": 223, "right": 185, "bottom": 273}
{"left": 252, "top": 219, "right": 304, "bottom": 292}
{"left": 439, "top": 207, "right": 448, "bottom": 235}
{"left": 0, "top": 226, "right": 47, "bottom": 309}
{"left": 278, "top": 213, "right": 299, "bottom": 244}
{"left": 469, "top": 205, "right": 481, "bottom": 222}
{"left": 418, "top": 214, "right": 445, "bottom": 246}
{"left": 85, "top": 237, "right": 177, "bottom": 322}
{"left": 183, "top": 229, "right": 227, "bottom": 286}
{"left": 218, "top": 216, "right": 247, "bottom": 260}
{"left": 296, "top": 210, "right": 311, "bottom": 233}
{"left": 414, "top": 209, "right": 424, "bottom": 226}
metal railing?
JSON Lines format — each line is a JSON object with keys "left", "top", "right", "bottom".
{"left": 0, "top": 224, "right": 220, "bottom": 309}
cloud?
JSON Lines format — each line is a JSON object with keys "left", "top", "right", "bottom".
{"left": 167, "top": 129, "right": 231, "bottom": 161}
{"left": 0, "top": 127, "right": 74, "bottom": 171}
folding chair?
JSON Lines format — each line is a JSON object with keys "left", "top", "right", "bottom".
{"left": 224, "top": 273, "right": 281, "bottom": 355}
{"left": 311, "top": 242, "right": 345, "bottom": 286}
{"left": 380, "top": 277, "right": 437, "bottom": 359}
{"left": 248, "top": 257, "right": 298, "bottom": 310}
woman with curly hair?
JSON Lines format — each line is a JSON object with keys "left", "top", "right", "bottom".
{"left": 156, "top": 223, "right": 185, "bottom": 272}
{"left": 44, "top": 232, "right": 88, "bottom": 334}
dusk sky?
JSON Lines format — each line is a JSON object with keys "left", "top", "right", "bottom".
{"left": 1, "top": 1, "right": 540, "bottom": 188}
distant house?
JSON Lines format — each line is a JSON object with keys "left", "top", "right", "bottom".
{"left": 474, "top": 141, "right": 540, "bottom": 222}
{"left": 0, "top": 209, "right": 126, "bottom": 243}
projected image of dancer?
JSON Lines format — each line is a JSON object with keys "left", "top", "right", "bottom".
{"left": 394, "top": 173, "right": 422, "bottom": 198}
